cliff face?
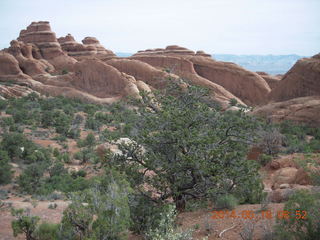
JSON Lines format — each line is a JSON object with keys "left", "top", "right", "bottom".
{"left": 269, "top": 54, "right": 320, "bottom": 102}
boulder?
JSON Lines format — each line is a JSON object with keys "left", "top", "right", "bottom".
{"left": 272, "top": 167, "right": 298, "bottom": 189}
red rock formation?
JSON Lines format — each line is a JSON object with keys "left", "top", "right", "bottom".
{"left": 132, "top": 46, "right": 270, "bottom": 106}
{"left": 18, "top": 21, "right": 77, "bottom": 71}
{"left": 82, "top": 37, "right": 115, "bottom": 60}
{"left": 0, "top": 51, "right": 32, "bottom": 83}
{"left": 256, "top": 72, "right": 281, "bottom": 89}
{"left": 189, "top": 56, "right": 271, "bottom": 105}
{"left": 6, "top": 40, "right": 54, "bottom": 76}
{"left": 72, "top": 59, "right": 139, "bottom": 98}
{"left": 58, "top": 34, "right": 115, "bottom": 60}
{"left": 106, "top": 58, "right": 176, "bottom": 89}
{"left": 0, "top": 84, "right": 39, "bottom": 99}
{"left": 269, "top": 54, "right": 320, "bottom": 102}
{"left": 131, "top": 54, "right": 244, "bottom": 107}
{"left": 252, "top": 96, "right": 320, "bottom": 127}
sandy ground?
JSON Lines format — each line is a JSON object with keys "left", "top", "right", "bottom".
{"left": 0, "top": 198, "right": 284, "bottom": 240}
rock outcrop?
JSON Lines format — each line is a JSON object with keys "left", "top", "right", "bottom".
{"left": 0, "top": 51, "right": 32, "bottom": 83}
{"left": 132, "top": 45, "right": 271, "bottom": 106}
{"left": 72, "top": 59, "right": 139, "bottom": 98}
{"left": 58, "top": 34, "right": 115, "bottom": 60}
{"left": 18, "top": 21, "right": 77, "bottom": 71}
{"left": 256, "top": 72, "right": 281, "bottom": 90}
{"left": 252, "top": 96, "right": 320, "bottom": 127}
{"left": 269, "top": 54, "right": 320, "bottom": 102}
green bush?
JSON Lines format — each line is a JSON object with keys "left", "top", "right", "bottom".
{"left": 18, "top": 163, "right": 47, "bottom": 194}
{"left": 35, "top": 222, "right": 59, "bottom": 240}
{"left": 0, "top": 150, "right": 12, "bottom": 185}
{"left": 215, "top": 194, "right": 238, "bottom": 210}
{"left": 60, "top": 169, "right": 131, "bottom": 240}
{"left": 274, "top": 190, "right": 320, "bottom": 240}
{"left": 258, "top": 154, "right": 272, "bottom": 166}
{"left": 146, "top": 204, "right": 194, "bottom": 240}
{"left": 11, "top": 208, "right": 40, "bottom": 240}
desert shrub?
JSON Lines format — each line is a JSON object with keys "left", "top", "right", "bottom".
{"left": 274, "top": 190, "right": 320, "bottom": 240}
{"left": 0, "top": 189, "right": 9, "bottom": 200}
{"left": 146, "top": 204, "right": 194, "bottom": 240}
{"left": 60, "top": 169, "right": 131, "bottom": 240}
{"left": 74, "top": 148, "right": 99, "bottom": 164}
{"left": 258, "top": 154, "right": 272, "bottom": 166}
{"left": 229, "top": 98, "right": 238, "bottom": 106}
{"left": 129, "top": 193, "right": 169, "bottom": 235}
{"left": 17, "top": 163, "right": 47, "bottom": 194}
{"left": 258, "top": 126, "right": 284, "bottom": 156}
{"left": 48, "top": 162, "right": 68, "bottom": 177}
{"left": 34, "top": 222, "right": 59, "bottom": 240}
{"left": 66, "top": 127, "right": 80, "bottom": 139}
{"left": 71, "top": 169, "right": 87, "bottom": 178}
{"left": 85, "top": 116, "right": 102, "bottom": 130}
{"left": 48, "top": 203, "right": 58, "bottom": 209}
{"left": 0, "top": 132, "right": 36, "bottom": 161}
{"left": 0, "top": 150, "right": 12, "bottom": 185}
{"left": 0, "top": 98, "right": 7, "bottom": 112}
{"left": 214, "top": 194, "right": 238, "bottom": 210}
{"left": 11, "top": 208, "right": 40, "bottom": 240}
{"left": 233, "top": 169, "right": 265, "bottom": 204}
{"left": 61, "top": 69, "right": 68, "bottom": 75}
{"left": 57, "top": 152, "right": 71, "bottom": 163}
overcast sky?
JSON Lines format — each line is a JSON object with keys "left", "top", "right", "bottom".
{"left": 0, "top": 0, "right": 319, "bottom": 55}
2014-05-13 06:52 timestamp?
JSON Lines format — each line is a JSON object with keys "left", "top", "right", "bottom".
{"left": 211, "top": 210, "right": 307, "bottom": 220}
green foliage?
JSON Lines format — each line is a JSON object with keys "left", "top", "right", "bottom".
{"left": 109, "top": 83, "right": 263, "bottom": 210}
{"left": 0, "top": 150, "right": 12, "bottom": 184}
{"left": 214, "top": 194, "right": 238, "bottom": 210}
{"left": 275, "top": 190, "right": 320, "bottom": 240}
{"left": 74, "top": 148, "right": 99, "bottom": 164}
{"left": 0, "top": 99, "right": 7, "bottom": 111}
{"left": 258, "top": 154, "right": 272, "bottom": 166}
{"left": 279, "top": 121, "right": 320, "bottom": 153}
{"left": 18, "top": 163, "right": 47, "bottom": 194}
{"left": 60, "top": 169, "right": 131, "bottom": 240}
{"left": 229, "top": 98, "right": 238, "bottom": 106}
{"left": 1, "top": 132, "right": 35, "bottom": 161}
{"left": 85, "top": 116, "right": 102, "bottom": 130}
{"left": 61, "top": 69, "right": 69, "bottom": 75}
{"left": 146, "top": 204, "right": 194, "bottom": 240}
{"left": 11, "top": 208, "right": 40, "bottom": 240}
{"left": 34, "top": 222, "right": 59, "bottom": 240}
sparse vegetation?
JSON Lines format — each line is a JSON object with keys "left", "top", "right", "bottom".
{"left": 0, "top": 87, "right": 318, "bottom": 240}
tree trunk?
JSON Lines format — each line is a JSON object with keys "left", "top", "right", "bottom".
{"left": 174, "top": 195, "right": 186, "bottom": 212}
